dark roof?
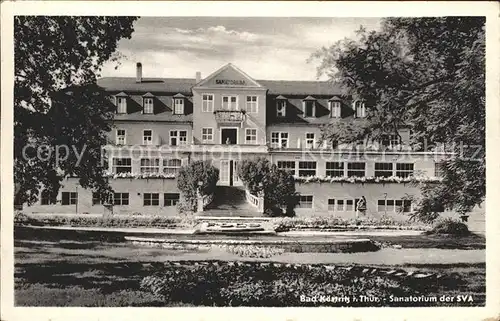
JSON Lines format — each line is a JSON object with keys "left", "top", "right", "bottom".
{"left": 97, "top": 77, "right": 343, "bottom": 96}
{"left": 114, "top": 112, "right": 192, "bottom": 123}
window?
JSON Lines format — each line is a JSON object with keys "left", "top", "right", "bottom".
{"left": 222, "top": 96, "right": 237, "bottom": 110}
{"left": 345, "top": 199, "right": 354, "bottom": 211}
{"left": 112, "top": 158, "right": 132, "bottom": 173}
{"left": 297, "top": 195, "right": 313, "bottom": 209}
{"left": 92, "top": 192, "right": 113, "bottom": 205}
{"left": 270, "top": 132, "right": 288, "bottom": 148}
{"left": 61, "top": 192, "right": 77, "bottom": 205}
{"left": 326, "top": 162, "right": 344, "bottom": 177}
{"left": 143, "top": 130, "right": 153, "bottom": 145}
{"left": 355, "top": 101, "right": 366, "bottom": 118}
{"left": 375, "top": 163, "right": 393, "bottom": 178}
{"left": 277, "top": 161, "right": 296, "bottom": 175}
{"left": 276, "top": 100, "right": 286, "bottom": 117}
{"left": 336, "top": 199, "right": 344, "bottom": 211}
{"left": 304, "top": 100, "right": 315, "bottom": 117}
{"left": 396, "top": 163, "right": 414, "bottom": 178}
{"left": 377, "top": 200, "right": 386, "bottom": 212}
{"left": 174, "top": 98, "right": 184, "bottom": 114}
{"left": 378, "top": 199, "right": 397, "bottom": 212}
{"left": 245, "top": 128, "right": 257, "bottom": 144}
{"left": 116, "top": 97, "right": 127, "bottom": 114}
{"left": 328, "top": 199, "right": 335, "bottom": 211}
{"left": 434, "top": 162, "right": 445, "bottom": 177}
{"left": 116, "top": 129, "right": 126, "bottom": 145}
{"left": 305, "top": 133, "right": 315, "bottom": 149}
{"left": 164, "top": 193, "right": 180, "bottom": 206}
{"left": 143, "top": 193, "right": 160, "bottom": 206}
{"left": 170, "top": 130, "right": 188, "bottom": 146}
{"left": 92, "top": 192, "right": 102, "bottom": 205}
{"left": 381, "top": 134, "right": 401, "bottom": 147}
{"left": 347, "top": 162, "right": 365, "bottom": 177}
{"left": 202, "top": 94, "right": 214, "bottom": 112}
{"left": 298, "top": 161, "right": 317, "bottom": 177}
{"left": 114, "top": 193, "right": 129, "bottom": 206}
{"left": 246, "top": 96, "right": 258, "bottom": 113}
{"left": 40, "top": 191, "right": 56, "bottom": 205}
{"left": 202, "top": 128, "right": 213, "bottom": 143}
{"left": 395, "top": 200, "right": 412, "bottom": 213}
{"left": 163, "top": 158, "right": 182, "bottom": 175}
{"left": 140, "top": 158, "right": 160, "bottom": 173}
{"left": 143, "top": 98, "right": 154, "bottom": 114}
{"left": 330, "top": 101, "right": 341, "bottom": 118}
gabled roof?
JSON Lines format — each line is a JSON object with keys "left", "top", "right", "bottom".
{"left": 329, "top": 95, "right": 342, "bottom": 101}
{"left": 195, "top": 63, "right": 264, "bottom": 88}
{"left": 97, "top": 78, "right": 343, "bottom": 96}
{"left": 276, "top": 95, "right": 287, "bottom": 100}
{"left": 303, "top": 95, "right": 316, "bottom": 100}
{"left": 142, "top": 92, "right": 155, "bottom": 97}
{"left": 115, "top": 91, "right": 128, "bottom": 97}
{"left": 173, "top": 93, "right": 186, "bottom": 98}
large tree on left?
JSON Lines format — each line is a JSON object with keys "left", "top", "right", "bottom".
{"left": 14, "top": 16, "right": 138, "bottom": 205}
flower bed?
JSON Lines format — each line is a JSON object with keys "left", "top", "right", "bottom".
{"left": 271, "top": 216, "right": 431, "bottom": 232}
{"left": 293, "top": 175, "right": 442, "bottom": 184}
{"left": 14, "top": 212, "right": 196, "bottom": 229}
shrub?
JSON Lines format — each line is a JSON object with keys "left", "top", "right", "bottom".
{"left": 271, "top": 216, "right": 431, "bottom": 231}
{"left": 16, "top": 214, "right": 197, "bottom": 229}
{"left": 427, "top": 217, "right": 470, "bottom": 236}
{"left": 238, "top": 158, "right": 298, "bottom": 216}
{"left": 220, "top": 245, "right": 285, "bottom": 258}
{"left": 177, "top": 161, "right": 219, "bottom": 212}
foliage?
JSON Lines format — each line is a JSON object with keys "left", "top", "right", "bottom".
{"left": 15, "top": 283, "right": 163, "bottom": 307}
{"left": 294, "top": 175, "right": 441, "bottom": 184}
{"left": 14, "top": 214, "right": 196, "bottom": 228}
{"left": 427, "top": 218, "right": 470, "bottom": 236}
{"left": 272, "top": 216, "right": 431, "bottom": 232}
{"left": 14, "top": 16, "right": 138, "bottom": 205}
{"left": 139, "top": 262, "right": 432, "bottom": 307}
{"left": 238, "top": 158, "right": 298, "bottom": 215}
{"left": 177, "top": 161, "right": 219, "bottom": 212}
{"left": 310, "top": 17, "right": 485, "bottom": 219}
{"left": 219, "top": 245, "right": 285, "bottom": 258}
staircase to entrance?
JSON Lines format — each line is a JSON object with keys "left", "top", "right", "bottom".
{"left": 203, "top": 186, "right": 264, "bottom": 217}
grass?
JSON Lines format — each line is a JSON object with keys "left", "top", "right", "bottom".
{"left": 14, "top": 226, "right": 486, "bottom": 307}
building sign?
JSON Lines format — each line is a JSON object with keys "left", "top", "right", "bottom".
{"left": 215, "top": 79, "right": 246, "bottom": 85}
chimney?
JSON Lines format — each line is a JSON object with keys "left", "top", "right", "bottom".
{"left": 136, "top": 62, "right": 142, "bottom": 83}
{"left": 195, "top": 71, "right": 201, "bottom": 83}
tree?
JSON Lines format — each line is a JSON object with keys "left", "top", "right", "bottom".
{"left": 238, "top": 158, "right": 298, "bottom": 216}
{"left": 177, "top": 161, "right": 219, "bottom": 212}
{"left": 14, "top": 16, "right": 138, "bottom": 205}
{"left": 310, "top": 17, "right": 485, "bottom": 220}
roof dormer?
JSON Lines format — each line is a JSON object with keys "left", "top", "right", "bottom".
{"left": 142, "top": 92, "right": 155, "bottom": 114}
{"left": 329, "top": 96, "right": 342, "bottom": 118}
{"left": 353, "top": 99, "right": 366, "bottom": 118}
{"left": 115, "top": 92, "right": 128, "bottom": 114}
{"left": 303, "top": 96, "right": 316, "bottom": 118}
{"left": 173, "top": 93, "right": 186, "bottom": 115}
{"left": 276, "top": 95, "right": 287, "bottom": 117}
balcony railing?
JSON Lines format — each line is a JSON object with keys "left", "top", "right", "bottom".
{"left": 214, "top": 110, "right": 244, "bottom": 123}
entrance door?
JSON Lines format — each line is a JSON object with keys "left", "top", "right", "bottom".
{"left": 221, "top": 128, "right": 237, "bottom": 145}
{"left": 220, "top": 160, "right": 230, "bottom": 185}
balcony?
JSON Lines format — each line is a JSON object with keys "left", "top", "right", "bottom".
{"left": 214, "top": 110, "right": 245, "bottom": 124}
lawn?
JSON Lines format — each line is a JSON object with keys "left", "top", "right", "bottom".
{"left": 14, "top": 227, "right": 486, "bottom": 307}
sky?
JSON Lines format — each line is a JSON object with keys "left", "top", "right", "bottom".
{"left": 100, "top": 17, "right": 381, "bottom": 81}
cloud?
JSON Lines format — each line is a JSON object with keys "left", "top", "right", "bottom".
{"left": 100, "top": 17, "right": 381, "bottom": 81}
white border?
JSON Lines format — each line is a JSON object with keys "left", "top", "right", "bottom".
{"left": 1, "top": 2, "right": 500, "bottom": 321}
